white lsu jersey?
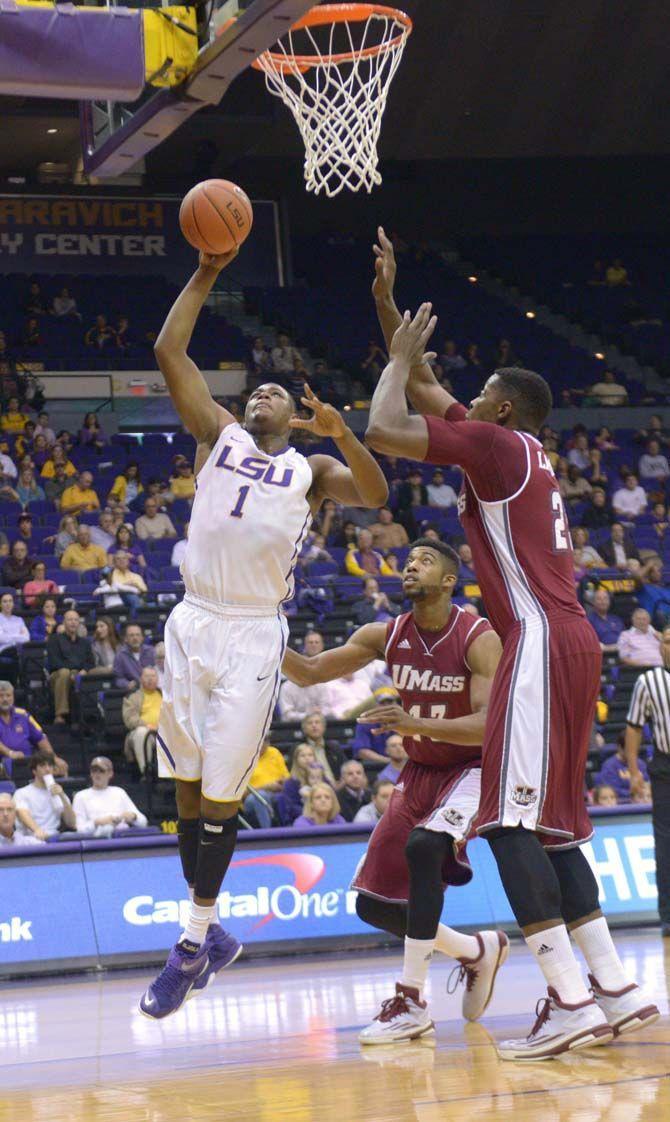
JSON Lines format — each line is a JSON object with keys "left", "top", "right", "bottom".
{"left": 181, "top": 422, "right": 313, "bottom": 611}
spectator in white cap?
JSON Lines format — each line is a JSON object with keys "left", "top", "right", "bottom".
{"left": 72, "top": 756, "right": 147, "bottom": 836}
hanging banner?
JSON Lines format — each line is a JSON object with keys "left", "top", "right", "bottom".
{"left": 0, "top": 194, "right": 281, "bottom": 286}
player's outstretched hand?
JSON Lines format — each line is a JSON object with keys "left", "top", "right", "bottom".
{"left": 198, "top": 247, "right": 239, "bottom": 273}
{"left": 357, "top": 703, "right": 419, "bottom": 736}
{"left": 372, "top": 225, "right": 397, "bottom": 302}
{"left": 390, "top": 303, "right": 437, "bottom": 368}
{"left": 288, "top": 384, "right": 347, "bottom": 439}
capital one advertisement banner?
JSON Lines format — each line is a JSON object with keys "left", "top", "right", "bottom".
{"left": 0, "top": 816, "right": 660, "bottom": 973}
{"left": 0, "top": 194, "right": 281, "bottom": 285}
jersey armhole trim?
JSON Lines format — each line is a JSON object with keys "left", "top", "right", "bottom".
{"left": 384, "top": 614, "right": 404, "bottom": 659}
{"left": 466, "top": 430, "right": 532, "bottom": 508}
{"left": 463, "top": 617, "right": 488, "bottom": 671}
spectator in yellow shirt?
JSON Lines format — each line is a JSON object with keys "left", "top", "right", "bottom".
{"left": 61, "top": 526, "right": 108, "bottom": 572}
{"left": 40, "top": 444, "right": 77, "bottom": 480}
{"left": 122, "top": 666, "right": 162, "bottom": 775}
{"left": 345, "top": 528, "right": 394, "bottom": 578}
{"left": 169, "top": 456, "right": 195, "bottom": 501}
{"left": 107, "top": 462, "right": 143, "bottom": 507}
{"left": 242, "top": 738, "right": 289, "bottom": 828}
{"left": 60, "top": 471, "right": 100, "bottom": 515}
{"left": 0, "top": 397, "right": 29, "bottom": 435}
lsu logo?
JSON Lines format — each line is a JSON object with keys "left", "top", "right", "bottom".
{"left": 215, "top": 444, "right": 293, "bottom": 487}
{"left": 442, "top": 807, "right": 466, "bottom": 829}
{"left": 457, "top": 491, "right": 467, "bottom": 518}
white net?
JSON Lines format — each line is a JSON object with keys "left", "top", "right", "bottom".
{"left": 254, "top": 6, "right": 411, "bottom": 197}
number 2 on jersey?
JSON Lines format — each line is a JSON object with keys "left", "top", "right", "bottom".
{"left": 551, "top": 490, "right": 569, "bottom": 551}
{"left": 230, "top": 485, "right": 250, "bottom": 519}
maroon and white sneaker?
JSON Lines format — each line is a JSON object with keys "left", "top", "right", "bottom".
{"left": 497, "top": 987, "right": 613, "bottom": 1061}
{"left": 447, "top": 930, "right": 510, "bottom": 1022}
{"left": 589, "top": 973, "right": 660, "bottom": 1036}
{"left": 359, "top": 984, "right": 434, "bottom": 1045}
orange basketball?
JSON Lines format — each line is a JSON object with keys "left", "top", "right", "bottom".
{"left": 179, "top": 179, "right": 253, "bottom": 255}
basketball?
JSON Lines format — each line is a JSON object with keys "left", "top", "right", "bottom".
{"left": 179, "top": 179, "right": 253, "bottom": 255}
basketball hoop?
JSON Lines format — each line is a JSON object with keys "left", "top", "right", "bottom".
{"left": 252, "top": 4, "right": 412, "bottom": 197}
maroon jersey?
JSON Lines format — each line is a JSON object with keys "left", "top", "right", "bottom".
{"left": 424, "top": 403, "right": 585, "bottom": 639}
{"left": 384, "top": 604, "right": 493, "bottom": 768}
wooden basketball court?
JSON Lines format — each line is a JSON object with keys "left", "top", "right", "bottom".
{"left": 0, "top": 930, "right": 667, "bottom": 1122}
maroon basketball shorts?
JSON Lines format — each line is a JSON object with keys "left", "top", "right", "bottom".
{"left": 352, "top": 761, "right": 480, "bottom": 904}
{"left": 477, "top": 614, "right": 602, "bottom": 848}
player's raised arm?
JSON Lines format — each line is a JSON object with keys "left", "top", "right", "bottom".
{"left": 154, "top": 251, "right": 239, "bottom": 448}
{"left": 372, "top": 226, "right": 457, "bottom": 419}
{"left": 359, "top": 628, "right": 502, "bottom": 745}
{"left": 365, "top": 304, "right": 437, "bottom": 458}
{"left": 282, "top": 623, "right": 386, "bottom": 687}
{"left": 290, "top": 385, "right": 388, "bottom": 509}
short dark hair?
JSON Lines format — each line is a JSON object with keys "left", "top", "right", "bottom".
{"left": 408, "top": 538, "right": 460, "bottom": 576}
{"left": 30, "top": 749, "right": 55, "bottom": 774}
{"left": 494, "top": 367, "right": 552, "bottom": 432}
{"left": 372, "top": 778, "right": 395, "bottom": 795}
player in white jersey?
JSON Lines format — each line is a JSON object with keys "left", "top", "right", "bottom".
{"left": 140, "top": 249, "right": 388, "bottom": 1018}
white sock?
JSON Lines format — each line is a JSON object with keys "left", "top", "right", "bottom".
{"left": 570, "top": 916, "right": 629, "bottom": 991}
{"left": 180, "top": 902, "right": 212, "bottom": 948}
{"left": 400, "top": 936, "right": 435, "bottom": 996}
{"left": 525, "top": 924, "right": 591, "bottom": 1005}
{"left": 434, "top": 924, "right": 480, "bottom": 961}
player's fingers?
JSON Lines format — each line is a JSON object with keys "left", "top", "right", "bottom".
{"left": 302, "top": 383, "right": 317, "bottom": 401}
{"left": 373, "top": 244, "right": 383, "bottom": 257}
{"left": 288, "top": 417, "right": 314, "bottom": 430}
{"left": 410, "top": 303, "right": 432, "bottom": 333}
{"left": 422, "top": 351, "right": 438, "bottom": 365}
{"left": 378, "top": 226, "right": 393, "bottom": 251}
{"left": 419, "top": 314, "right": 438, "bottom": 344}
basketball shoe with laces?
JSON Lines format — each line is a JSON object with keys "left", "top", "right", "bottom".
{"left": 189, "top": 923, "right": 243, "bottom": 997}
{"left": 589, "top": 973, "right": 660, "bottom": 1036}
{"left": 497, "top": 987, "right": 613, "bottom": 1061}
{"left": 139, "top": 941, "right": 209, "bottom": 1019}
{"left": 359, "top": 983, "right": 434, "bottom": 1045}
{"left": 447, "top": 930, "right": 509, "bottom": 1021}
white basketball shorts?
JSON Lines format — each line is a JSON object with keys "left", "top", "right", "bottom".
{"left": 156, "top": 594, "right": 288, "bottom": 801}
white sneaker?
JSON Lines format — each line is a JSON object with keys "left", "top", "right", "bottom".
{"left": 359, "top": 984, "right": 434, "bottom": 1045}
{"left": 448, "top": 930, "right": 509, "bottom": 1021}
{"left": 589, "top": 973, "right": 660, "bottom": 1036}
{"left": 497, "top": 987, "right": 613, "bottom": 1061}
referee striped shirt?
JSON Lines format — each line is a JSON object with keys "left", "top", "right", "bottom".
{"left": 626, "top": 666, "right": 670, "bottom": 755}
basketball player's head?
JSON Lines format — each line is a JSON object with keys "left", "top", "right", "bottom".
{"left": 403, "top": 539, "right": 459, "bottom": 601}
{"left": 468, "top": 367, "right": 552, "bottom": 434}
{"left": 244, "top": 383, "right": 296, "bottom": 437}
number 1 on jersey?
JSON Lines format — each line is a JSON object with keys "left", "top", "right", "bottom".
{"left": 230, "top": 485, "right": 250, "bottom": 519}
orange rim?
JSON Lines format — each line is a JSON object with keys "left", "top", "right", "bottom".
{"left": 250, "top": 3, "right": 412, "bottom": 72}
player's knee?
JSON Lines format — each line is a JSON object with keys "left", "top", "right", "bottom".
{"left": 355, "top": 894, "right": 376, "bottom": 927}
{"left": 405, "top": 826, "right": 449, "bottom": 872}
{"left": 200, "top": 795, "right": 239, "bottom": 822}
{"left": 549, "top": 847, "right": 601, "bottom": 925}
{"left": 486, "top": 825, "right": 562, "bottom": 927}
{"left": 175, "top": 779, "right": 201, "bottom": 818}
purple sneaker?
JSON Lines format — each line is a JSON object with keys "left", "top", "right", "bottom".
{"left": 189, "top": 924, "right": 243, "bottom": 996}
{"left": 139, "top": 940, "right": 209, "bottom": 1019}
